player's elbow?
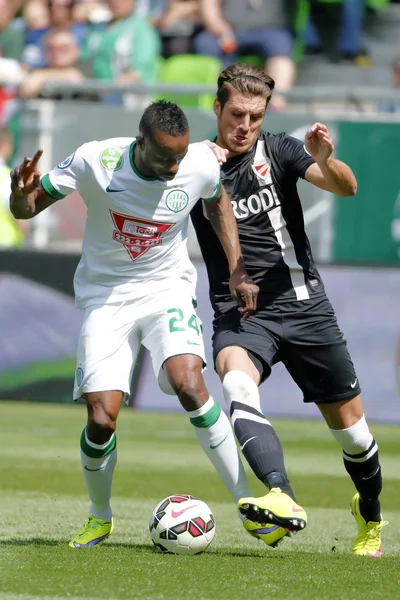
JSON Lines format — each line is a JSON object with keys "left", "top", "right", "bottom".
{"left": 338, "top": 179, "right": 357, "bottom": 197}
{"left": 347, "top": 180, "right": 358, "bottom": 196}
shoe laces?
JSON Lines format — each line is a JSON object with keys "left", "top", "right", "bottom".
{"left": 77, "top": 516, "right": 107, "bottom": 538}
{"left": 365, "top": 520, "right": 388, "bottom": 540}
{"left": 357, "top": 520, "right": 388, "bottom": 548}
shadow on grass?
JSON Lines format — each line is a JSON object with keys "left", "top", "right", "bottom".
{"left": 0, "top": 538, "right": 60, "bottom": 547}
{"left": 0, "top": 538, "right": 295, "bottom": 560}
{"left": 0, "top": 538, "right": 154, "bottom": 552}
{"left": 0, "top": 539, "right": 333, "bottom": 561}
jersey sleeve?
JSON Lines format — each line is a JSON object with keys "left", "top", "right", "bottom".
{"left": 40, "top": 143, "right": 90, "bottom": 200}
{"left": 277, "top": 134, "right": 315, "bottom": 180}
{"left": 199, "top": 144, "right": 221, "bottom": 201}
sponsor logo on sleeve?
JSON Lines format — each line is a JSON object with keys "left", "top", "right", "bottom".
{"left": 100, "top": 147, "right": 124, "bottom": 171}
{"left": 57, "top": 152, "right": 75, "bottom": 169}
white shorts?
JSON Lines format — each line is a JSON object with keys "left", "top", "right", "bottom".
{"left": 73, "top": 280, "right": 206, "bottom": 400}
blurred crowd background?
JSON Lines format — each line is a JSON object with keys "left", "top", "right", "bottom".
{"left": 0, "top": 0, "right": 400, "bottom": 110}
{"left": 0, "top": 0, "right": 400, "bottom": 248}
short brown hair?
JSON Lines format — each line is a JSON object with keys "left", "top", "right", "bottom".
{"left": 216, "top": 63, "right": 275, "bottom": 110}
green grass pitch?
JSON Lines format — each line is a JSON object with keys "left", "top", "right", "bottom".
{"left": 1, "top": 401, "right": 399, "bottom": 600}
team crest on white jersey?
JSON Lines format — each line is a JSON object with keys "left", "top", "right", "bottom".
{"left": 110, "top": 210, "right": 174, "bottom": 261}
{"left": 165, "top": 189, "right": 189, "bottom": 213}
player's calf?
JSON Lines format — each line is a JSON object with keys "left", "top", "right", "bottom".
{"left": 329, "top": 415, "right": 382, "bottom": 523}
{"left": 165, "top": 355, "right": 252, "bottom": 503}
{"left": 223, "top": 370, "right": 297, "bottom": 500}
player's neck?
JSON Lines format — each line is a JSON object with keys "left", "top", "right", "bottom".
{"left": 132, "top": 144, "right": 153, "bottom": 179}
{"left": 215, "top": 135, "right": 233, "bottom": 160}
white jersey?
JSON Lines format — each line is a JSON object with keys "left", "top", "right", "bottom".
{"left": 41, "top": 138, "right": 221, "bottom": 308}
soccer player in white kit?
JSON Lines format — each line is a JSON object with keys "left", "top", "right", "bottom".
{"left": 10, "top": 100, "right": 259, "bottom": 548}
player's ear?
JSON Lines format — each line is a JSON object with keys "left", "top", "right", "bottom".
{"left": 136, "top": 135, "right": 144, "bottom": 148}
{"left": 213, "top": 99, "right": 221, "bottom": 118}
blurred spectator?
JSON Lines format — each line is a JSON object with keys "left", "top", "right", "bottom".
{"left": 378, "top": 57, "right": 400, "bottom": 113}
{"left": 194, "top": 0, "right": 295, "bottom": 111}
{"left": 0, "top": 0, "right": 25, "bottom": 61}
{"left": 48, "top": 0, "right": 87, "bottom": 42}
{"left": 0, "top": 58, "right": 25, "bottom": 87}
{"left": 72, "top": 0, "right": 112, "bottom": 23}
{"left": 84, "top": 0, "right": 161, "bottom": 84}
{"left": 21, "top": 0, "right": 88, "bottom": 70}
{"left": 22, "top": 0, "right": 51, "bottom": 69}
{"left": 0, "top": 1, "right": 25, "bottom": 133}
{"left": 0, "top": 127, "right": 26, "bottom": 247}
{"left": 155, "top": 0, "right": 202, "bottom": 58}
{"left": 305, "top": 0, "right": 369, "bottom": 64}
{"left": 18, "top": 28, "right": 85, "bottom": 99}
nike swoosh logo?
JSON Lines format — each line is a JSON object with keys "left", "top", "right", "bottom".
{"left": 361, "top": 467, "right": 380, "bottom": 480}
{"left": 240, "top": 436, "right": 256, "bottom": 451}
{"left": 292, "top": 505, "right": 304, "bottom": 513}
{"left": 350, "top": 378, "right": 358, "bottom": 388}
{"left": 106, "top": 186, "right": 126, "bottom": 193}
{"left": 187, "top": 340, "right": 200, "bottom": 346}
{"left": 210, "top": 433, "right": 228, "bottom": 450}
{"left": 84, "top": 465, "right": 105, "bottom": 472}
{"left": 171, "top": 504, "right": 198, "bottom": 519}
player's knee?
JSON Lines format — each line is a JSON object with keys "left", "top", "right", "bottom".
{"left": 222, "top": 370, "right": 261, "bottom": 412}
{"left": 329, "top": 415, "right": 374, "bottom": 455}
{"left": 86, "top": 401, "right": 118, "bottom": 442}
{"left": 169, "top": 370, "right": 204, "bottom": 405}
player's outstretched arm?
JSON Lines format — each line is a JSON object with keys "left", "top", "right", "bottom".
{"left": 10, "top": 150, "right": 57, "bottom": 219}
{"left": 205, "top": 184, "right": 259, "bottom": 318}
{"left": 304, "top": 123, "right": 358, "bottom": 197}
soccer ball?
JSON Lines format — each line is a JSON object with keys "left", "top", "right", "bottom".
{"left": 149, "top": 494, "right": 216, "bottom": 555}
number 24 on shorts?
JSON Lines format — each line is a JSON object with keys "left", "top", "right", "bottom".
{"left": 167, "top": 308, "right": 202, "bottom": 335}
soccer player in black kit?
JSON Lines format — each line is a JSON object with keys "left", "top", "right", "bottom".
{"left": 191, "top": 63, "right": 387, "bottom": 556}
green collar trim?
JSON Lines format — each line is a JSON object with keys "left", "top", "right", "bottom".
{"left": 129, "top": 140, "right": 157, "bottom": 181}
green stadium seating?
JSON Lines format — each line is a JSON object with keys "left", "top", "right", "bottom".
{"left": 239, "top": 55, "right": 264, "bottom": 68}
{"left": 156, "top": 54, "right": 222, "bottom": 111}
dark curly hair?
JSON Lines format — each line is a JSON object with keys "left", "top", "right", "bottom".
{"left": 139, "top": 99, "right": 189, "bottom": 139}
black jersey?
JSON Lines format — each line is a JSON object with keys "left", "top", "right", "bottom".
{"left": 191, "top": 131, "right": 327, "bottom": 314}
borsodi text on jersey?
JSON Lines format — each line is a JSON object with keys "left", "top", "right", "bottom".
{"left": 230, "top": 183, "right": 280, "bottom": 219}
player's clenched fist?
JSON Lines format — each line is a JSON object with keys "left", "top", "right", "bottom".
{"left": 305, "top": 123, "right": 334, "bottom": 164}
{"left": 10, "top": 149, "right": 43, "bottom": 196}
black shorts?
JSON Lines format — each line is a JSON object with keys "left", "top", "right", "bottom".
{"left": 212, "top": 296, "right": 361, "bottom": 404}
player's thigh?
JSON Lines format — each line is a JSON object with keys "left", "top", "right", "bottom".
{"left": 141, "top": 285, "right": 206, "bottom": 395}
{"left": 216, "top": 346, "right": 261, "bottom": 384}
{"left": 281, "top": 298, "right": 361, "bottom": 403}
{"left": 213, "top": 309, "right": 279, "bottom": 384}
{"left": 74, "top": 302, "right": 141, "bottom": 401}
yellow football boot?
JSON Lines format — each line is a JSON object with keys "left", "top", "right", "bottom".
{"left": 69, "top": 515, "right": 113, "bottom": 548}
{"left": 238, "top": 487, "right": 307, "bottom": 532}
{"left": 351, "top": 493, "right": 388, "bottom": 557}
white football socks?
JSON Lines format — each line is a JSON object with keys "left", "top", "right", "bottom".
{"left": 80, "top": 429, "right": 117, "bottom": 522}
{"left": 188, "top": 396, "right": 251, "bottom": 502}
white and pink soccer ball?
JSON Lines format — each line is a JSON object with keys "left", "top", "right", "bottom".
{"left": 149, "top": 494, "right": 216, "bottom": 555}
